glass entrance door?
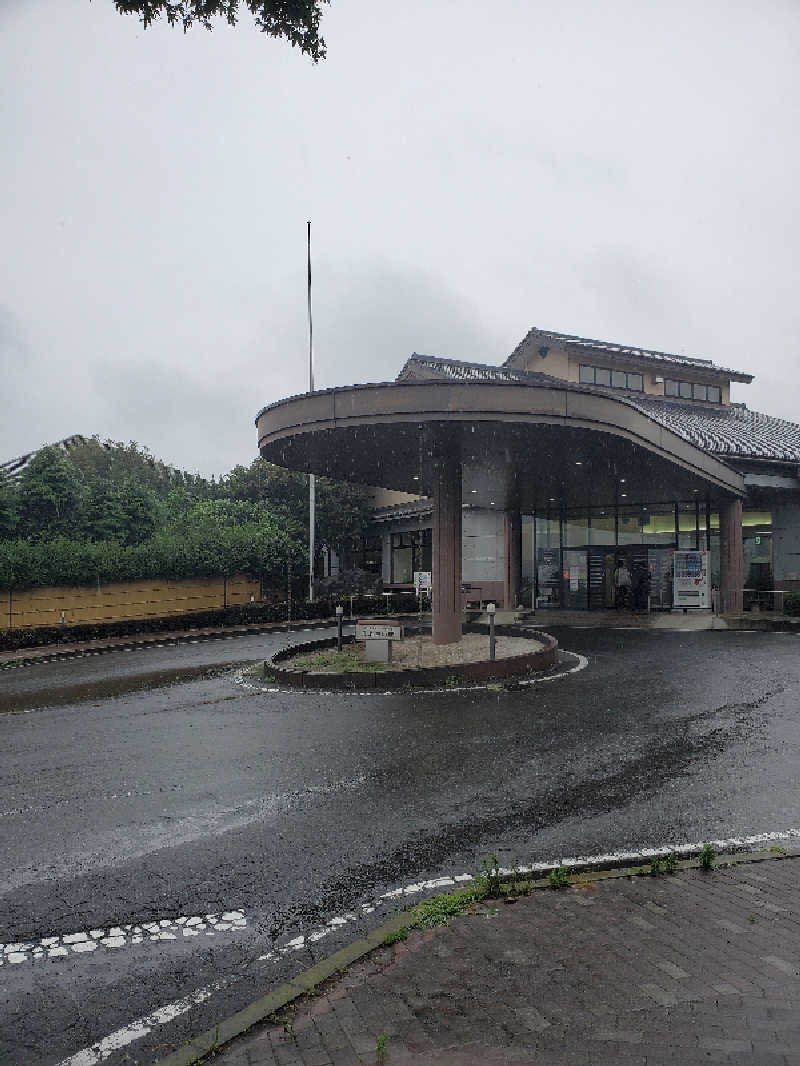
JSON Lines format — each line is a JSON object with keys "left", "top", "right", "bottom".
{"left": 562, "top": 549, "right": 588, "bottom": 609}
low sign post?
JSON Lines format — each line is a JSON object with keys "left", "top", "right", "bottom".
{"left": 414, "top": 571, "right": 431, "bottom": 629}
{"left": 355, "top": 619, "right": 403, "bottom": 663}
{"left": 486, "top": 601, "right": 496, "bottom": 661}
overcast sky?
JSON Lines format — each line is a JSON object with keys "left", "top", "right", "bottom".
{"left": 2, "top": 0, "right": 799, "bottom": 476}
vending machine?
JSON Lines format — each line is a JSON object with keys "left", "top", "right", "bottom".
{"left": 673, "top": 550, "right": 710, "bottom": 609}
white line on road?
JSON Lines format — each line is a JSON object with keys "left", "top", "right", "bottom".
{"left": 55, "top": 980, "right": 227, "bottom": 1066}
{"left": 55, "top": 826, "right": 800, "bottom": 1066}
{"left": 0, "top": 910, "right": 247, "bottom": 968}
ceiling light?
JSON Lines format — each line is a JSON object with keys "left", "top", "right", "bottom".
{"left": 575, "top": 461, "right": 583, "bottom": 466}
{"left": 470, "top": 489, "right": 477, "bottom": 493}
{"left": 620, "top": 493, "right": 628, "bottom": 498}
{"left": 620, "top": 478, "right": 626, "bottom": 484}
{"left": 490, "top": 501, "right": 495, "bottom": 506}
{"left": 412, "top": 475, "right": 420, "bottom": 481}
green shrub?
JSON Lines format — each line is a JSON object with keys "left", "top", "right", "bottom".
{"left": 698, "top": 843, "right": 715, "bottom": 870}
{"left": 548, "top": 865, "right": 570, "bottom": 889}
{"left": 784, "top": 593, "right": 800, "bottom": 616}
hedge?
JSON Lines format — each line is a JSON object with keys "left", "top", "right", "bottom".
{"left": 0, "top": 595, "right": 410, "bottom": 652}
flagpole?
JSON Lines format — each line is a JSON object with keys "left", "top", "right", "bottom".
{"left": 307, "top": 220, "right": 316, "bottom": 603}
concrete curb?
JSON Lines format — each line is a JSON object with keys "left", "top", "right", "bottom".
{"left": 267, "top": 625, "right": 559, "bottom": 690}
{"left": 0, "top": 619, "right": 342, "bottom": 671}
{"left": 155, "top": 844, "right": 800, "bottom": 1066}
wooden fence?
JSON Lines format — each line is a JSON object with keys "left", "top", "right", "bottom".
{"left": 4, "top": 575, "right": 261, "bottom": 629}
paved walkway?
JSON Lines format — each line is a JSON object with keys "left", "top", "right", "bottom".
{"left": 213, "top": 856, "right": 800, "bottom": 1066}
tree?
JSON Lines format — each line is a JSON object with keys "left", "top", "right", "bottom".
{"left": 86, "top": 479, "right": 159, "bottom": 545}
{"left": 17, "top": 447, "right": 86, "bottom": 539}
{"left": 216, "top": 458, "right": 372, "bottom": 557}
{"left": 0, "top": 479, "right": 17, "bottom": 540}
{"left": 111, "top": 0, "right": 329, "bottom": 61}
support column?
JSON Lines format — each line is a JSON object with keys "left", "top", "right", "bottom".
{"left": 432, "top": 447, "right": 462, "bottom": 645}
{"left": 719, "top": 497, "right": 744, "bottom": 614}
{"left": 504, "top": 509, "right": 521, "bottom": 609}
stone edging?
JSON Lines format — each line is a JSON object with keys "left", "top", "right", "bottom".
{"left": 156, "top": 845, "right": 800, "bottom": 1066}
{"left": 265, "top": 624, "right": 558, "bottom": 690}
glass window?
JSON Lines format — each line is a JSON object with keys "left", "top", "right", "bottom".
{"left": 535, "top": 514, "right": 561, "bottom": 549}
{"left": 595, "top": 367, "right": 611, "bottom": 386}
{"left": 678, "top": 502, "right": 698, "bottom": 549}
{"left": 589, "top": 511, "right": 615, "bottom": 545}
{"left": 665, "top": 379, "right": 678, "bottom": 396}
{"left": 612, "top": 370, "right": 627, "bottom": 388}
{"left": 640, "top": 507, "right": 677, "bottom": 545}
{"left": 579, "top": 365, "right": 595, "bottom": 384}
{"left": 648, "top": 548, "right": 676, "bottom": 609}
{"left": 627, "top": 373, "right": 643, "bottom": 391}
{"left": 678, "top": 506, "right": 697, "bottom": 533}
{"left": 708, "top": 385, "right": 721, "bottom": 403}
{"left": 679, "top": 381, "right": 692, "bottom": 399}
{"left": 617, "top": 509, "right": 643, "bottom": 545}
{"left": 563, "top": 513, "right": 588, "bottom": 547}
{"left": 534, "top": 515, "right": 561, "bottom": 607}
{"left": 391, "top": 545, "right": 413, "bottom": 583}
{"left": 693, "top": 383, "right": 707, "bottom": 401}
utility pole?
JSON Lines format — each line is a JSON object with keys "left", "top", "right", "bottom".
{"left": 307, "top": 220, "right": 316, "bottom": 603}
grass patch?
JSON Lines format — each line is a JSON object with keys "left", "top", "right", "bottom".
{"left": 548, "top": 865, "right": 570, "bottom": 889}
{"left": 381, "top": 927, "right": 409, "bottom": 946}
{"left": 411, "top": 884, "right": 489, "bottom": 928}
{"left": 280, "top": 646, "right": 394, "bottom": 673}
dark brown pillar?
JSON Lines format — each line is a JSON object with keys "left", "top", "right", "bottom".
{"left": 432, "top": 447, "right": 462, "bottom": 645}
{"left": 504, "top": 509, "right": 521, "bottom": 609}
{"left": 719, "top": 497, "right": 744, "bottom": 614}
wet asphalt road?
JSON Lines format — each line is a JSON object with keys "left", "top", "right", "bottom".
{"left": 2, "top": 626, "right": 800, "bottom": 1066}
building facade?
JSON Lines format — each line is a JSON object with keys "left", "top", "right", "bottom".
{"left": 370, "top": 328, "right": 800, "bottom": 613}
{"left": 256, "top": 325, "right": 800, "bottom": 639}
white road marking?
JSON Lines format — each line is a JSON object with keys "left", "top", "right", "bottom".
{"left": 254, "top": 827, "right": 800, "bottom": 960}
{"left": 0, "top": 910, "right": 246, "bottom": 968}
{"left": 55, "top": 980, "right": 226, "bottom": 1066}
{"left": 237, "top": 649, "right": 589, "bottom": 698}
{"left": 55, "top": 827, "right": 800, "bottom": 1064}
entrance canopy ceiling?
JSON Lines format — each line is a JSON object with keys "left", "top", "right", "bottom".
{"left": 256, "top": 381, "right": 744, "bottom": 511}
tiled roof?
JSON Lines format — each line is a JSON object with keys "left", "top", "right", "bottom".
{"left": 506, "top": 326, "right": 753, "bottom": 382}
{"left": 628, "top": 396, "right": 800, "bottom": 463}
{"left": 396, "top": 355, "right": 800, "bottom": 463}
{"left": 397, "top": 353, "right": 560, "bottom": 386}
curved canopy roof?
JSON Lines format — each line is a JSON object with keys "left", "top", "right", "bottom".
{"left": 256, "top": 378, "right": 744, "bottom": 511}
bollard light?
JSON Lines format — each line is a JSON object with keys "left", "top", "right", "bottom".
{"left": 487, "top": 602, "right": 496, "bottom": 661}
{"left": 335, "top": 604, "right": 344, "bottom": 651}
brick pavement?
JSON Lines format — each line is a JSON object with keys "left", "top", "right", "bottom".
{"left": 210, "top": 856, "right": 800, "bottom": 1066}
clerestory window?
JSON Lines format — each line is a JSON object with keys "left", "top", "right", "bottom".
{"left": 664, "top": 379, "right": 721, "bottom": 403}
{"left": 579, "top": 365, "right": 643, "bottom": 392}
